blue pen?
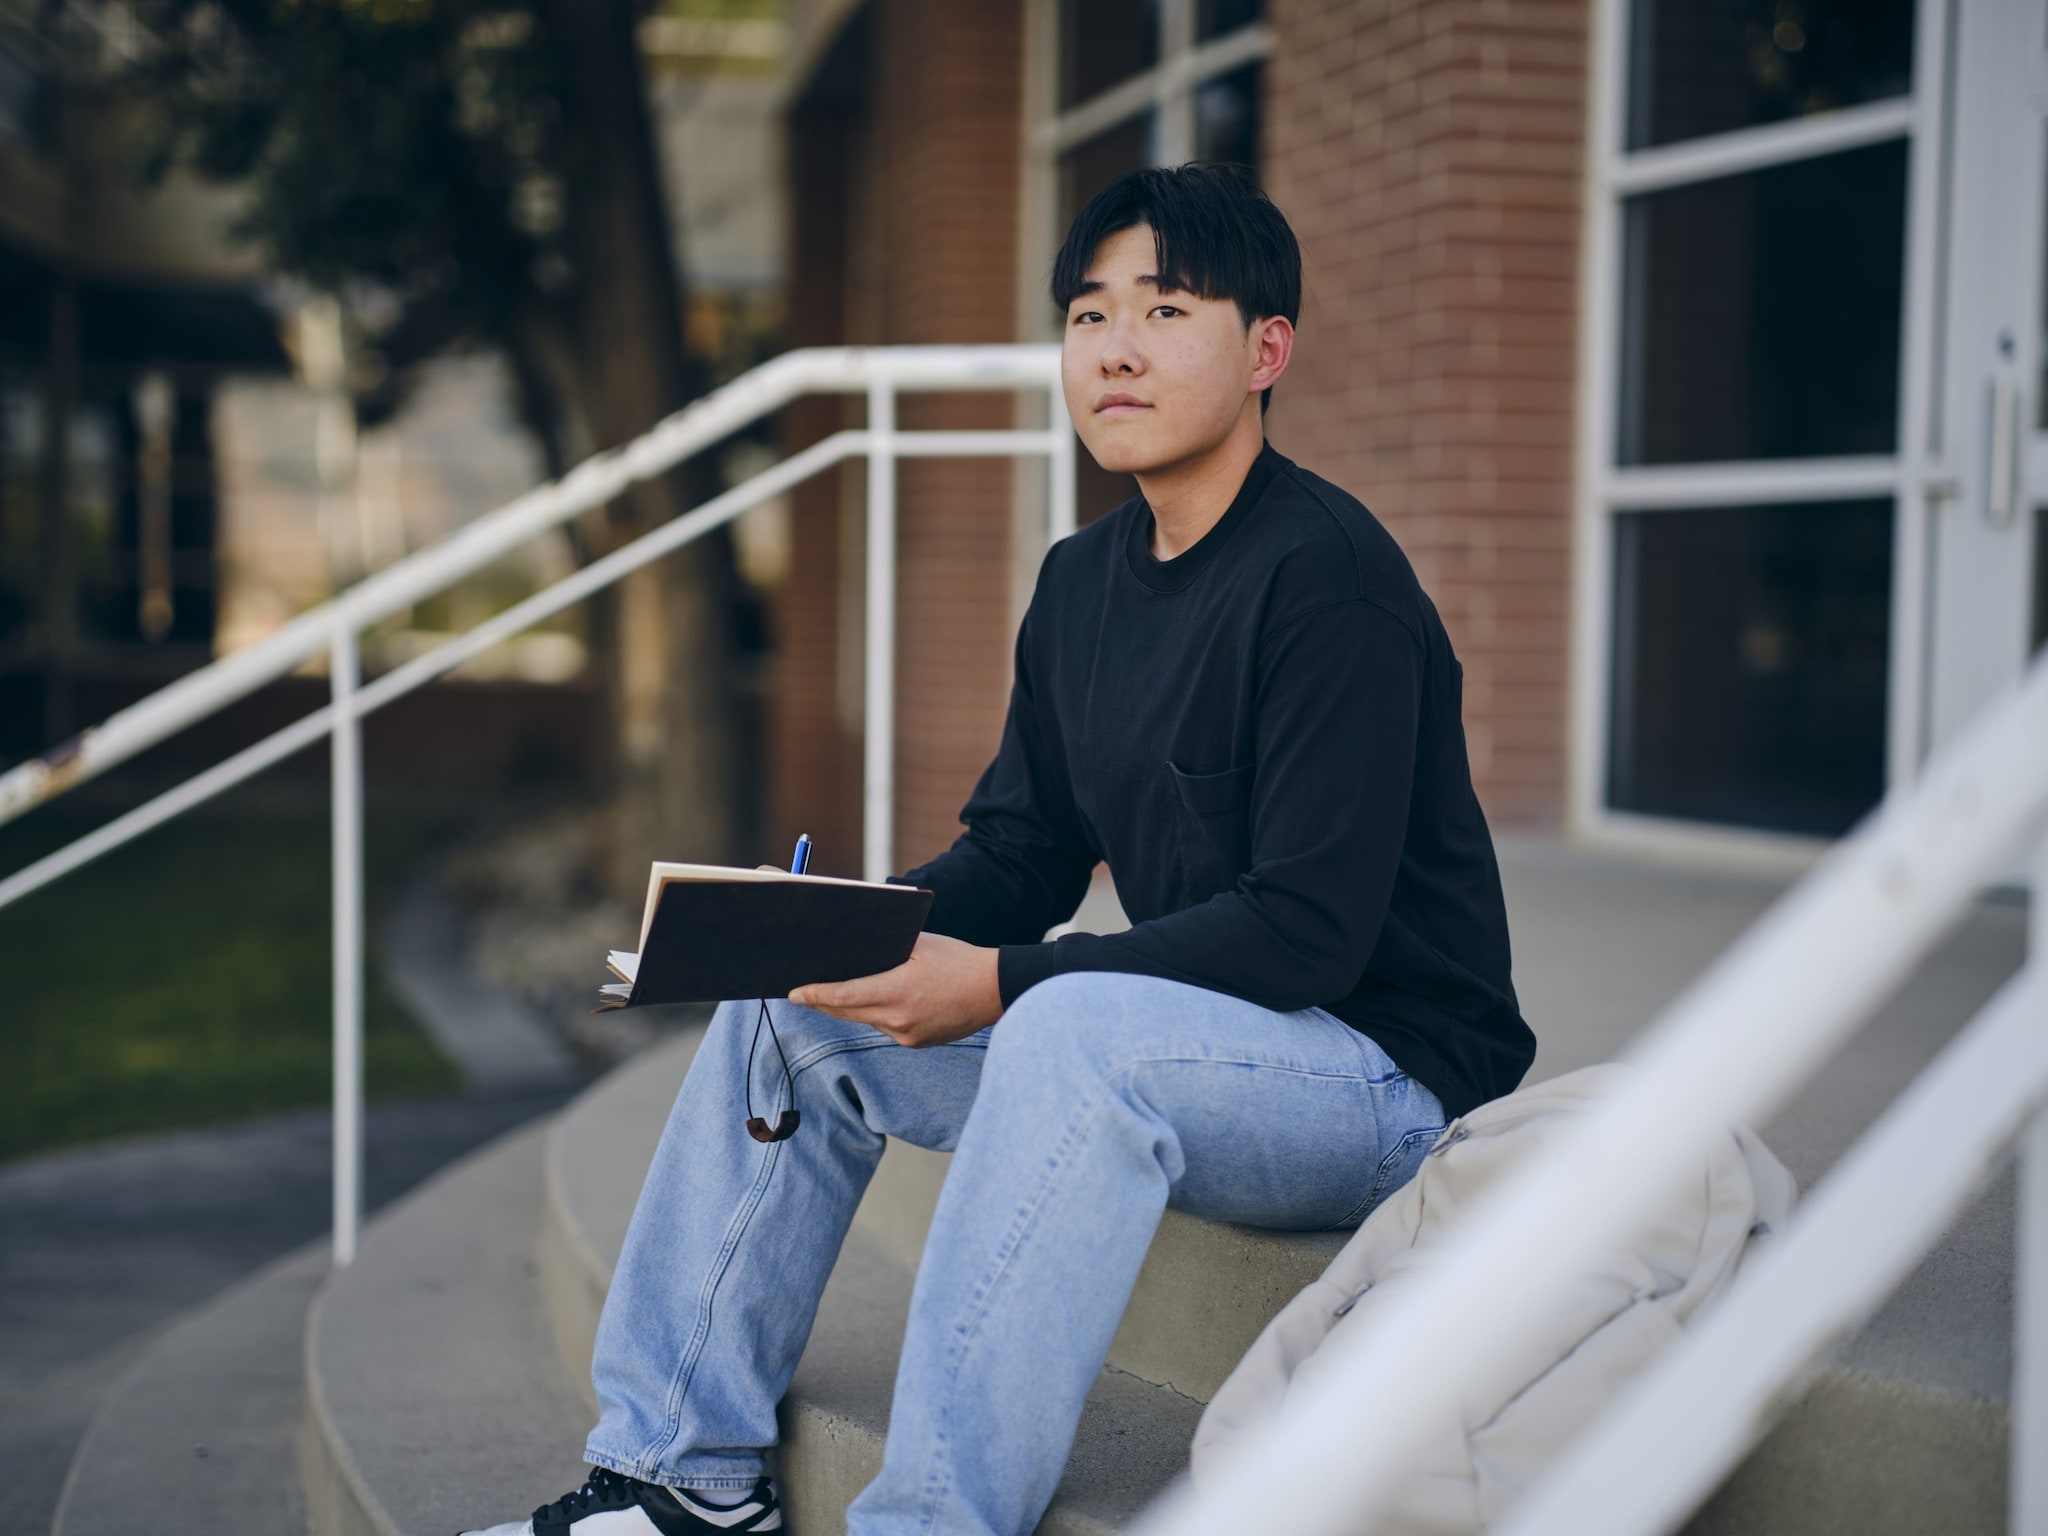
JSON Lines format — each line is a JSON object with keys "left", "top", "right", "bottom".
{"left": 790, "top": 833, "right": 812, "bottom": 875}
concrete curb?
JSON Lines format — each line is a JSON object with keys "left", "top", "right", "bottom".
{"left": 49, "top": 1241, "right": 327, "bottom": 1536}
{"left": 304, "top": 1124, "right": 591, "bottom": 1536}
{"left": 302, "top": 1296, "right": 402, "bottom": 1536}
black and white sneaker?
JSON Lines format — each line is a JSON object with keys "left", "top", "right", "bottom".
{"left": 457, "top": 1466, "right": 783, "bottom": 1534}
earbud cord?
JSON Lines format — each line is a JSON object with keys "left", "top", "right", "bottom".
{"left": 745, "top": 997, "right": 796, "bottom": 1123}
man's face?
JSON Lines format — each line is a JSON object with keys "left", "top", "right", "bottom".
{"left": 1061, "top": 223, "right": 1282, "bottom": 476}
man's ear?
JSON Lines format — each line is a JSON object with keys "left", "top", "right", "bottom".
{"left": 1250, "top": 315, "right": 1295, "bottom": 398}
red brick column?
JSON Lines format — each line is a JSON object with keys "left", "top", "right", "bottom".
{"left": 873, "top": 0, "right": 1027, "bottom": 872}
{"left": 770, "top": 57, "right": 866, "bottom": 876}
{"left": 1264, "top": 0, "right": 1588, "bottom": 828}
{"left": 772, "top": 0, "right": 1026, "bottom": 877}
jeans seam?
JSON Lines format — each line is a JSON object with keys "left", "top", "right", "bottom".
{"left": 634, "top": 1024, "right": 985, "bottom": 1473}
{"left": 583, "top": 1449, "right": 756, "bottom": 1490}
{"left": 642, "top": 1121, "right": 787, "bottom": 1469}
{"left": 915, "top": 1085, "right": 1107, "bottom": 1536}
{"left": 782, "top": 1030, "right": 990, "bottom": 1078}
{"left": 1334, "top": 1123, "right": 1441, "bottom": 1230}
{"left": 1085, "top": 1050, "right": 1398, "bottom": 1083}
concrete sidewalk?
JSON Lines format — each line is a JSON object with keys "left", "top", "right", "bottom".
{"left": 1497, "top": 835, "right": 2027, "bottom": 1401}
{"left": 1076, "top": 834, "right": 2027, "bottom": 1399}
{"left": 0, "top": 1088, "right": 570, "bottom": 1535}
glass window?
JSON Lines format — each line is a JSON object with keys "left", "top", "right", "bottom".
{"left": 70, "top": 398, "right": 127, "bottom": 647}
{"left": 2038, "top": 121, "right": 2048, "bottom": 432}
{"left": 1058, "top": 112, "right": 1154, "bottom": 238}
{"left": 1616, "top": 138, "right": 1908, "bottom": 465}
{"left": 2033, "top": 505, "right": 2047, "bottom": 659}
{"left": 0, "top": 374, "right": 40, "bottom": 650}
{"left": 1059, "top": 0, "right": 1158, "bottom": 111}
{"left": 1194, "top": 61, "right": 1261, "bottom": 173}
{"left": 0, "top": 42, "right": 49, "bottom": 154}
{"left": 1607, "top": 498, "right": 1892, "bottom": 836}
{"left": 1626, "top": 0, "right": 1915, "bottom": 151}
{"left": 1196, "top": 0, "right": 1264, "bottom": 43}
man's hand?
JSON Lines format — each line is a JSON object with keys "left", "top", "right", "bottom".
{"left": 789, "top": 932, "right": 1003, "bottom": 1048}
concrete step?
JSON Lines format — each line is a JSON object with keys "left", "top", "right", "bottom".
{"left": 49, "top": 1240, "right": 328, "bottom": 1536}
{"left": 541, "top": 1025, "right": 1201, "bottom": 1533}
{"left": 307, "top": 1075, "right": 1194, "bottom": 1535}
{"left": 546, "top": 1025, "right": 2011, "bottom": 1536}
{"left": 544, "top": 1027, "right": 1345, "bottom": 1410}
{"left": 304, "top": 1124, "right": 594, "bottom": 1536}
{"left": 774, "top": 1224, "right": 1201, "bottom": 1533}
{"left": 853, "top": 1136, "right": 1348, "bottom": 1403}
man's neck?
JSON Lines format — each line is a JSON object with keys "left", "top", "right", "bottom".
{"left": 1138, "top": 416, "right": 1267, "bottom": 561}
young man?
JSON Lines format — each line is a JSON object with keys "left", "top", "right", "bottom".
{"left": 462, "top": 164, "right": 1533, "bottom": 1536}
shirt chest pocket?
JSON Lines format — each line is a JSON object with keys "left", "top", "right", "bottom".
{"left": 1168, "top": 760, "right": 1255, "bottom": 896}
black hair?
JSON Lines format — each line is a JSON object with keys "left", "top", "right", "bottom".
{"left": 1050, "top": 163, "right": 1302, "bottom": 414}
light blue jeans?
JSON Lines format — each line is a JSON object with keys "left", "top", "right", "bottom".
{"left": 583, "top": 971, "right": 1445, "bottom": 1536}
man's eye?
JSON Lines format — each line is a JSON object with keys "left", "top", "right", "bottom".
{"left": 1152, "top": 306, "right": 1183, "bottom": 318}
{"left": 1071, "top": 311, "right": 1103, "bottom": 325}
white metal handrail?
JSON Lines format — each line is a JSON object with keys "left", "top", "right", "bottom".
{"left": 0, "top": 344, "right": 1075, "bottom": 1265}
{"left": 1142, "top": 653, "right": 2048, "bottom": 1536}
{"left": 0, "top": 347, "right": 1069, "bottom": 832}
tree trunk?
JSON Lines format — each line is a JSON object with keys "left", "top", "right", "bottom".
{"left": 536, "top": 0, "right": 747, "bottom": 895}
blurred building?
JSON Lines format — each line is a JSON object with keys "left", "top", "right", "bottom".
{"left": 4, "top": 0, "right": 2041, "bottom": 878}
{"left": 0, "top": 7, "right": 589, "bottom": 777}
{"left": 0, "top": 3, "right": 787, "bottom": 800}
{"left": 764, "top": 0, "right": 2048, "bottom": 879}
{"left": 0, "top": 6, "right": 282, "bottom": 749}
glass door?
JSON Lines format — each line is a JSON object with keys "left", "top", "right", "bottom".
{"left": 1925, "top": 0, "right": 2048, "bottom": 763}
{"left": 1580, "top": 0, "right": 1926, "bottom": 849}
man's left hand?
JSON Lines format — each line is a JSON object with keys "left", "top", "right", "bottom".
{"left": 788, "top": 932, "right": 1003, "bottom": 1048}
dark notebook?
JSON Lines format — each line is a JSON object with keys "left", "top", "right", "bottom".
{"left": 595, "top": 862, "right": 933, "bottom": 1010}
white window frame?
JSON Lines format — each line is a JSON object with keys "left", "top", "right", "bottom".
{"left": 1568, "top": 0, "right": 1953, "bottom": 872}
{"left": 1007, "top": 0, "right": 1274, "bottom": 630}
{"left": 1016, "top": 0, "right": 1273, "bottom": 348}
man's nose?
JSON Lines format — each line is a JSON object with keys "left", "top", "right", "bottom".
{"left": 1099, "top": 321, "right": 1143, "bottom": 376}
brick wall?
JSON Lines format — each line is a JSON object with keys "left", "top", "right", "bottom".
{"left": 773, "top": 49, "right": 865, "bottom": 875}
{"left": 775, "top": 0, "right": 1584, "bottom": 867}
{"left": 1264, "top": 0, "right": 1588, "bottom": 828}
{"left": 773, "top": 0, "right": 1025, "bottom": 878}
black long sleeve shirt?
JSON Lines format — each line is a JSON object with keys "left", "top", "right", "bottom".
{"left": 891, "top": 442, "right": 1534, "bottom": 1120}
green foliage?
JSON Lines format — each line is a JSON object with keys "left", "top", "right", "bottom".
{"left": 0, "top": 809, "right": 460, "bottom": 1161}
{"left": 132, "top": 0, "right": 572, "bottom": 366}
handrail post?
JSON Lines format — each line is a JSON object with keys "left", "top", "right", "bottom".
{"left": 2020, "top": 1113, "right": 2048, "bottom": 1535}
{"left": 330, "top": 621, "right": 364, "bottom": 1267}
{"left": 1048, "top": 375, "right": 1077, "bottom": 543}
{"left": 2016, "top": 839, "right": 2048, "bottom": 1536}
{"left": 863, "top": 380, "right": 897, "bottom": 884}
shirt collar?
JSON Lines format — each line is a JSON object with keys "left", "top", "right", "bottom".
{"left": 1124, "top": 441, "right": 1285, "bottom": 594}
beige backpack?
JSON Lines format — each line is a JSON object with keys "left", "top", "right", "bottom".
{"left": 1190, "top": 1064, "right": 1796, "bottom": 1535}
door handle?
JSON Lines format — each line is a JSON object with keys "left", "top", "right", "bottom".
{"left": 1986, "top": 374, "right": 2020, "bottom": 529}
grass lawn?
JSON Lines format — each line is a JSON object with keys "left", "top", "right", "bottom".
{"left": 0, "top": 805, "right": 461, "bottom": 1161}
